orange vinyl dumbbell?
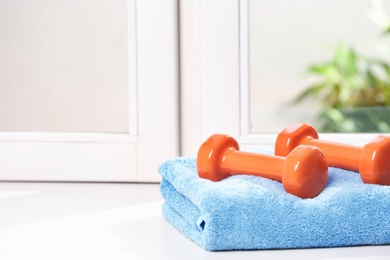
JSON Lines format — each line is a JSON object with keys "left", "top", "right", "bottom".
{"left": 196, "top": 134, "right": 328, "bottom": 198}
{"left": 275, "top": 122, "right": 390, "bottom": 185}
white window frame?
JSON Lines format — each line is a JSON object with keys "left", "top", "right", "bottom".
{"left": 0, "top": 0, "right": 179, "bottom": 182}
{"left": 180, "top": 0, "right": 379, "bottom": 155}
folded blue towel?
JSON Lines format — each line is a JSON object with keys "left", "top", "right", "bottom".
{"left": 158, "top": 157, "right": 390, "bottom": 251}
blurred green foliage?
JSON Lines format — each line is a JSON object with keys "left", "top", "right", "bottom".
{"left": 293, "top": 1, "right": 390, "bottom": 132}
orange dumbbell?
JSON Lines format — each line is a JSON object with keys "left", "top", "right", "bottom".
{"left": 275, "top": 122, "right": 390, "bottom": 185}
{"left": 196, "top": 134, "right": 328, "bottom": 198}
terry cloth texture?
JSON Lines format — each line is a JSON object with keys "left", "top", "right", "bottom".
{"left": 159, "top": 157, "right": 390, "bottom": 251}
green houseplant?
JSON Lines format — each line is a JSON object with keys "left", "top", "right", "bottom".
{"left": 293, "top": 1, "right": 390, "bottom": 132}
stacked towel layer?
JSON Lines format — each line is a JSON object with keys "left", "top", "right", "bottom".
{"left": 159, "top": 157, "right": 390, "bottom": 251}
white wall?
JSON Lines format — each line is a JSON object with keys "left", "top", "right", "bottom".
{"left": 180, "top": 0, "right": 240, "bottom": 156}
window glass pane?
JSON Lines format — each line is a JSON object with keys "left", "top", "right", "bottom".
{"left": 249, "top": 0, "right": 390, "bottom": 133}
{"left": 0, "top": 0, "right": 129, "bottom": 133}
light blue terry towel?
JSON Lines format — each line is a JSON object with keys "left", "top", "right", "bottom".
{"left": 158, "top": 157, "right": 390, "bottom": 251}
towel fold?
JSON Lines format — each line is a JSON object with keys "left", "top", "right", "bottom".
{"left": 158, "top": 157, "right": 390, "bottom": 251}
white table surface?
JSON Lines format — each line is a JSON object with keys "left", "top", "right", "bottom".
{"left": 0, "top": 182, "right": 389, "bottom": 260}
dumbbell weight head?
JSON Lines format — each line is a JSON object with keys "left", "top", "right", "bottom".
{"left": 197, "top": 134, "right": 239, "bottom": 181}
{"left": 283, "top": 145, "right": 328, "bottom": 199}
{"left": 275, "top": 123, "right": 319, "bottom": 157}
{"left": 360, "top": 135, "right": 390, "bottom": 185}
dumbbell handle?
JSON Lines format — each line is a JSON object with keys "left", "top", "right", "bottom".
{"left": 220, "top": 149, "right": 284, "bottom": 182}
{"left": 301, "top": 137, "right": 361, "bottom": 171}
